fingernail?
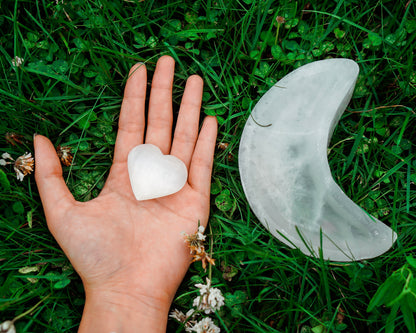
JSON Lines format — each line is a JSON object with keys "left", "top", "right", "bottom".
{"left": 33, "top": 133, "right": 38, "bottom": 140}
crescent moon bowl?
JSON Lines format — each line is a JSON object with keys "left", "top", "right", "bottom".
{"left": 238, "top": 59, "right": 397, "bottom": 261}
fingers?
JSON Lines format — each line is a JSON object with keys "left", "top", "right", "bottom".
{"left": 112, "top": 63, "right": 147, "bottom": 165}
{"left": 170, "top": 75, "right": 203, "bottom": 168}
{"left": 188, "top": 116, "right": 218, "bottom": 195}
{"left": 145, "top": 55, "right": 175, "bottom": 154}
{"left": 34, "top": 135, "right": 75, "bottom": 223}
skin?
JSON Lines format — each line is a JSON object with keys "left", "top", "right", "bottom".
{"left": 34, "top": 56, "right": 218, "bottom": 332}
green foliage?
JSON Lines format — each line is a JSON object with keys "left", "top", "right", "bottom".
{"left": 0, "top": 170, "right": 11, "bottom": 192}
{"left": 224, "top": 290, "right": 247, "bottom": 317}
{"left": 1, "top": 0, "right": 416, "bottom": 332}
{"left": 215, "top": 189, "right": 235, "bottom": 212}
{"left": 368, "top": 258, "right": 416, "bottom": 333}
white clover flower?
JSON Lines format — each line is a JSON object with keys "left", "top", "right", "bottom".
{"left": 193, "top": 278, "right": 225, "bottom": 314}
{"left": 169, "top": 308, "right": 196, "bottom": 332}
{"left": 197, "top": 225, "right": 206, "bottom": 241}
{"left": 169, "top": 309, "right": 186, "bottom": 322}
{"left": 2, "top": 153, "right": 12, "bottom": 160}
{"left": 0, "top": 320, "right": 16, "bottom": 333}
{"left": 13, "top": 152, "right": 34, "bottom": 181}
{"left": 15, "top": 169, "right": 24, "bottom": 181}
{"left": 0, "top": 153, "right": 13, "bottom": 167}
{"left": 186, "top": 308, "right": 196, "bottom": 319}
{"left": 189, "top": 317, "right": 220, "bottom": 333}
{"left": 11, "top": 56, "right": 24, "bottom": 68}
{"left": 183, "top": 225, "right": 214, "bottom": 270}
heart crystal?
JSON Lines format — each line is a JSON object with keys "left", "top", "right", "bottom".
{"left": 127, "top": 144, "right": 188, "bottom": 200}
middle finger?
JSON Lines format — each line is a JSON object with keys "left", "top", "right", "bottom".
{"left": 145, "top": 55, "right": 175, "bottom": 154}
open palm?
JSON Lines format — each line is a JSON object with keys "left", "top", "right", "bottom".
{"left": 34, "top": 56, "right": 217, "bottom": 331}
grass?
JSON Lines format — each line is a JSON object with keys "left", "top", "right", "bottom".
{"left": 1, "top": 0, "right": 415, "bottom": 332}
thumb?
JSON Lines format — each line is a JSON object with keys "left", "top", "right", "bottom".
{"left": 34, "top": 135, "right": 75, "bottom": 226}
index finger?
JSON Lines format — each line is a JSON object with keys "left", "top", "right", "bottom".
{"left": 112, "top": 63, "right": 147, "bottom": 165}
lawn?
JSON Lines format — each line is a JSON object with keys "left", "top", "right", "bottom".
{"left": 1, "top": 0, "right": 415, "bottom": 332}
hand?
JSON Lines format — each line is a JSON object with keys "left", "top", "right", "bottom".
{"left": 34, "top": 56, "right": 218, "bottom": 332}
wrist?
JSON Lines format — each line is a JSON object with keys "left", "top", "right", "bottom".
{"left": 79, "top": 286, "right": 171, "bottom": 333}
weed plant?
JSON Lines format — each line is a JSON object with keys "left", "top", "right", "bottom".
{"left": 1, "top": 0, "right": 415, "bottom": 332}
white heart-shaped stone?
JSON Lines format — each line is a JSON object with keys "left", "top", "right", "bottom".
{"left": 127, "top": 144, "right": 188, "bottom": 201}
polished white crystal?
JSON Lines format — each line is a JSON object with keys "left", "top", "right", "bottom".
{"left": 128, "top": 144, "right": 187, "bottom": 200}
{"left": 239, "top": 59, "right": 397, "bottom": 261}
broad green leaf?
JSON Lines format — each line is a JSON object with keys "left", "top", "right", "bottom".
{"left": 233, "top": 75, "right": 243, "bottom": 86}
{"left": 54, "top": 278, "right": 71, "bottom": 289}
{"left": 311, "top": 325, "right": 324, "bottom": 333}
{"left": 52, "top": 59, "right": 69, "bottom": 74}
{"left": 27, "top": 32, "right": 39, "bottom": 42}
{"left": 77, "top": 111, "right": 97, "bottom": 129}
{"left": 184, "top": 11, "right": 197, "bottom": 24}
{"left": 216, "top": 115, "right": 225, "bottom": 126}
{"left": 224, "top": 290, "right": 246, "bottom": 317}
{"left": 401, "top": 301, "right": 415, "bottom": 333}
{"left": 105, "top": 132, "right": 116, "bottom": 145}
{"left": 368, "top": 32, "right": 382, "bottom": 46}
{"left": 312, "top": 48, "right": 323, "bottom": 57}
{"left": 406, "top": 256, "right": 416, "bottom": 269}
{"left": 146, "top": 36, "right": 158, "bottom": 48}
{"left": 321, "top": 41, "right": 335, "bottom": 53}
{"left": 284, "top": 18, "right": 299, "bottom": 29}
{"left": 78, "top": 141, "right": 90, "bottom": 151}
{"left": 210, "top": 179, "right": 222, "bottom": 195}
{"left": 215, "top": 190, "right": 233, "bottom": 212}
{"left": 254, "top": 62, "right": 270, "bottom": 78}
{"left": 335, "top": 323, "right": 348, "bottom": 331}
{"left": 12, "top": 201, "right": 24, "bottom": 214}
{"left": 134, "top": 32, "right": 146, "bottom": 47}
{"left": 45, "top": 272, "right": 63, "bottom": 281}
{"left": 384, "top": 276, "right": 406, "bottom": 306}
{"left": 297, "top": 21, "right": 309, "bottom": 35}
{"left": 404, "top": 293, "right": 416, "bottom": 312}
{"left": 405, "top": 19, "right": 416, "bottom": 33}
{"left": 334, "top": 27, "right": 346, "bottom": 39}
{"left": 367, "top": 273, "right": 403, "bottom": 311}
{"left": 83, "top": 69, "right": 98, "bottom": 78}
{"left": 271, "top": 45, "right": 285, "bottom": 60}
{"left": 73, "top": 38, "right": 89, "bottom": 50}
{"left": 283, "top": 39, "right": 300, "bottom": 51}
{"left": 385, "top": 303, "right": 400, "bottom": 333}
{"left": 0, "top": 169, "right": 10, "bottom": 192}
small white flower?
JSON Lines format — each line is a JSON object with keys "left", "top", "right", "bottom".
{"left": 169, "top": 309, "right": 196, "bottom": 322}
{"left": 186, "top": 308, "right": 196, "bottom": 318}
{"left": 169, "top": 308, "right": 196, "bottom": 332}
{"left": 1, "top": 153, "right": 12, "bottom": 160}
{"left": 11, "top": 56, "right": 24, "bottom": 68}
{"left": 15, "top": 169, "right": 24, "bottom": 181}
{"left": 193, "top": 278, "right": 225, "bottom": 314}
{"left": 189, "top": 317, "right": 220, "bottom": 333}
{"left": 0, "top": 320, "right": 16, "bottom": 333}
{"left": 13, "top": 152, "right": 34, "bottom": 181}
{"left": 0, "top": 159, "right": 7, "bottom": 166}
{"left": 197, "top": 225, "right": 206, "bottom": 241}
{"left": 169, "top": 309, "right": 185, "bottom": 322}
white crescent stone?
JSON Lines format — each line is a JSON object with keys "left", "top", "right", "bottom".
{"left": 127, "top": 144, "right": 188, "bottom": 201}
{"left": 239, "top": 58, "right": 397, "bottom": 261}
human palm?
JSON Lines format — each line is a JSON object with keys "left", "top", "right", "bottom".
{"left": 34, "top": 56, "right": 217, "bottom": 331}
